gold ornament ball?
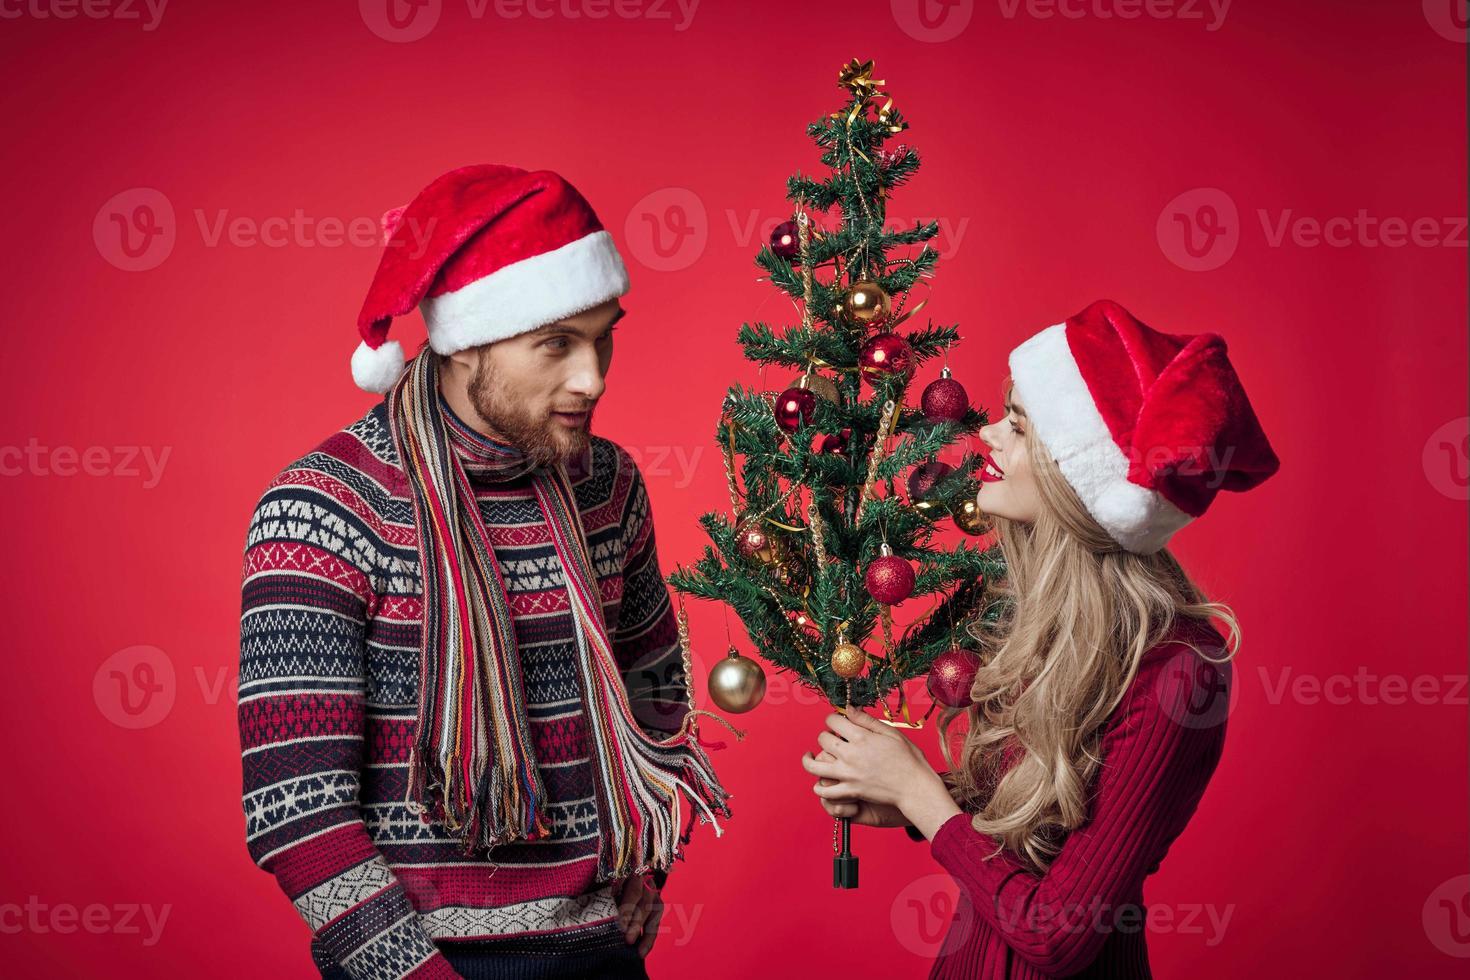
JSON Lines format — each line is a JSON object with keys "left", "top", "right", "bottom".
{"left": 951, "top": 495, "right": 995, "bottom": 536}
{"left": 829, "top": 641, "right": 867, "bottom": 679}
{"left": 708, "top": 648, "right": 766, "bottom": 713}
{"left": 796, "top": 371, "right": 840, "bottom": 404}
{"left": 841, "top": 280, "right": 892, "bottom": 328}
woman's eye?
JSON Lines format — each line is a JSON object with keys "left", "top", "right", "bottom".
{"left": 544, "top": 338, "right": 569, "bottom": 351}
{"left": 1009, "top": 420, "right": 1024, "bottom": 436}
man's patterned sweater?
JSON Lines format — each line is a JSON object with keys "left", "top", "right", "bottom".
{"left": 238, "top": 399, "right": 689, "bottom": 978}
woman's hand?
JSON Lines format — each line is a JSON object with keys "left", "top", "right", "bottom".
{"left": 814, "top": 764, "right": 911, "bottom": 829}
{"left": 801, "top": 707, "right": 963, "bottom": 839}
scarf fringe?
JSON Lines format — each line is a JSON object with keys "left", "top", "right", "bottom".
{"left": 569, "top": 594, "right": 736, "bottom": 880}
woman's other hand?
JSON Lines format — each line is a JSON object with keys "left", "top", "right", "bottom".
{"left": 802, "top": 707, "right": 963, "bottom": 839}
{"left": 816, "top": 763, "right": 912, "bottom": 829}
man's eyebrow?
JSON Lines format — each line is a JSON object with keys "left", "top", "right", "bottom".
{"left": 529, "top": 308, "right": 626, "bottom": 336}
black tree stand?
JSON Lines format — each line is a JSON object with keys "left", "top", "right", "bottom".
{"left": 834, "top": 816, "right": 859, "bottom": 888}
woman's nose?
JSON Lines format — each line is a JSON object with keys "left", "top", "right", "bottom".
{"left": 978, "top": 422, "right": 997, "bottom": 450}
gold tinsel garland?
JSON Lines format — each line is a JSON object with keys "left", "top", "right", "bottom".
{"left": 854, "top": 398, "right": 901, "bottom": 527}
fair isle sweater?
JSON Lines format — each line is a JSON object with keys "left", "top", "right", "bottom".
{"left": 237, "top": 397, "right": 690, "bottom": 979}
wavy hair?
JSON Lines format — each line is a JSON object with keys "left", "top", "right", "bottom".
{"left": 939, "top": 389, "right": 1239, "bottom": 872}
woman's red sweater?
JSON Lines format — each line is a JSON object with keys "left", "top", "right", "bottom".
{"left": 920, "top": 621, "right": 1232, "bottom": 978}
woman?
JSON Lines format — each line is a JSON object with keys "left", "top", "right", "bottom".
{"left": 801, "top": 299, "right": 1279, "bottom": 978}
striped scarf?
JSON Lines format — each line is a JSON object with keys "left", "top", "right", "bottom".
{"left": 386, "top": 347, "right": 732, "bottom": 879}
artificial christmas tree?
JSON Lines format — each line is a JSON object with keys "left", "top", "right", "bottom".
{"left": 668, "top": 58, "right": 1007, "bottom": 887}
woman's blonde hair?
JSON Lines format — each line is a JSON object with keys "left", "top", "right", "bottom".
{"left": 939, "top": 386, "right": 1239, "bottom": 871}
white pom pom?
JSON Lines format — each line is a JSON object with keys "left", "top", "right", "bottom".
{"left": 351, "top": 339, "right": 406, "bottom": 393}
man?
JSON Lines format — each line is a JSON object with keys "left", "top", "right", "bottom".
{"left": 238, "top": 164, "right": 732, "bottom": 979}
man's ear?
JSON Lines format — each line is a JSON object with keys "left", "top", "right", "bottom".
{"left": 444, "top": 344, "right": 486, "bottom": 374}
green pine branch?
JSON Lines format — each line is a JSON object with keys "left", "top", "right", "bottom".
{"left": 668, "top": 60, "right": 1007, "bottom": 710}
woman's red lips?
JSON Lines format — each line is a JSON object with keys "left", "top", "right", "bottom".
{"left": 979, "top": 455, "right": 1005, "bottom": 483}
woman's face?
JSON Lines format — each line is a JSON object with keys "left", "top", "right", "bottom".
{"left": 975, "top": 386, "right": 1041, "bottom": 523}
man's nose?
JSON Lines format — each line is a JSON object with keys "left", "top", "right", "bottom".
{"left": 565, "top": 357, "right": 606, "bottom": 402}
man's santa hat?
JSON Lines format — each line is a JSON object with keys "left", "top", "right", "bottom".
{"left": 352, "top": 164, "right": 630, "bottom": 393}
{"left": 1007, "top": 299, "right": 1279, "bottom": 555}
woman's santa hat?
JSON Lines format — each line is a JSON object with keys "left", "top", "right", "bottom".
{"left": 352, "top": 164, "right": 630, "bottom": 393}
{"left": 1007, "top": 299, "right": 1279, "bottom": 555}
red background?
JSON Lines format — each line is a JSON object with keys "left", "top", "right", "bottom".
{"left": 1, "top": 1, "right": 1466, "bottom": 976}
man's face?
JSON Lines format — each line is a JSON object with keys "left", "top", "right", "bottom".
{"left": 464, "top": 298, "right": 622, "bottom": 466}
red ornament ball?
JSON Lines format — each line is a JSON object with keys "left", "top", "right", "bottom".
{"left": 774, "top": 386, "right": 817, "bottom": 433}
{"left": 770, "top": 221, "right": 800, "bottom": 261}
{"left": 921, "top": 372, "right": 969, "bottom": 422}
{"left": 865, "top": 553, "right": 916, "bottom": 605}
{"left": 818, "top": 429, "right": 850, "bottom": 455}
{"left": 907, "top": 460, "right": 955, "bottom": 506}
{"left": 858, "top": 333, "right": 914, "bottom": 383}
{"left": 735, "top": 521, "right": 775, "bottom": 561}
{"left": 927, "top": 648, "right": 981, "bottom": 708}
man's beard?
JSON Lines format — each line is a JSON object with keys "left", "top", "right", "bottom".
{"left": 466, "top": 355, "right": 594, "bottom": 468}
